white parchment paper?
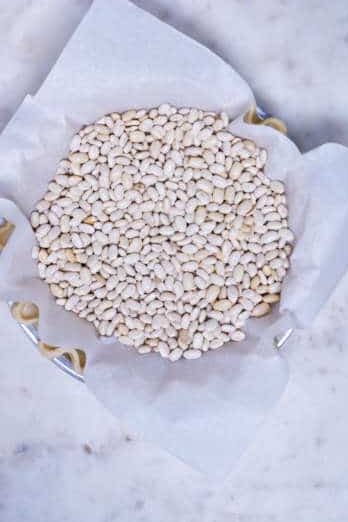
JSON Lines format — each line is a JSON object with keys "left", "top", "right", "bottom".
{"left": 1, "top": 0, "right": 348, "bottom": 478}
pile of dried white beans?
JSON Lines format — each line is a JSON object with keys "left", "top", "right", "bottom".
{"left": 31, "top": 104, "right": 294, "bottom": 361}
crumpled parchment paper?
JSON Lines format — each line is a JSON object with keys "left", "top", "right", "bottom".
{"left": 1, "top": 0, "right": 348, "bottom": 478}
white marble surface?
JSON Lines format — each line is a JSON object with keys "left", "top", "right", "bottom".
{"left": 1, "top": 1, "right": 348, "bottom": 521}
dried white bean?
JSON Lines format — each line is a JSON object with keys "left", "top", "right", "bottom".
{"left": 31, "top": 104, "right": 293, "bottom": 361}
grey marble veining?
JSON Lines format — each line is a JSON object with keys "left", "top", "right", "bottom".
{"left": 0, "top": 1, "right": 348, "bottom": 521}
{"left": 133, "top": 0, "right": 348, "bottom": 152}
